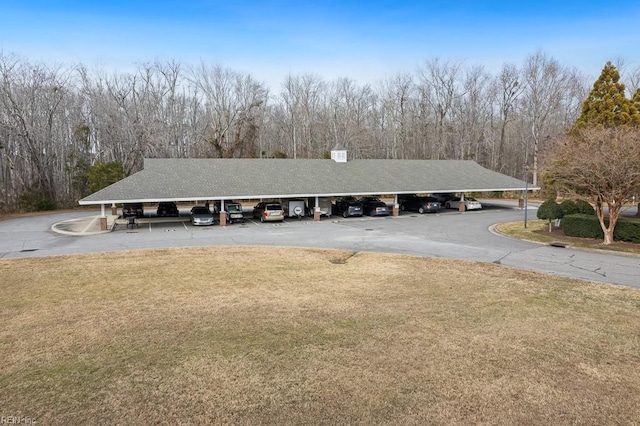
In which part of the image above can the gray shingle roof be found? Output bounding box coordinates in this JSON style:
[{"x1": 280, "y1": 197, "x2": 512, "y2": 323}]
[{"x1": 79, "y1": 158, "x2": 535, "y2": 205}]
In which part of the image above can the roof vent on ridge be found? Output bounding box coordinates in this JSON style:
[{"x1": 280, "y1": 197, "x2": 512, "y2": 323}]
[{"x1": 330, "y1": 145, "x2": 347, "y2": 163}]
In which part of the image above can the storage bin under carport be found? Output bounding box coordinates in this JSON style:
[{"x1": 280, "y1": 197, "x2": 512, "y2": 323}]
[{"x1": 283, "y1": 199, "x2": 307, "y2": 218}]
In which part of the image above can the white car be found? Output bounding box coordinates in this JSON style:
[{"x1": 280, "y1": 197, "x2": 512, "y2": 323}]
[{"x1": 444, "y1": 197, "x2": 482, "y2": 210}]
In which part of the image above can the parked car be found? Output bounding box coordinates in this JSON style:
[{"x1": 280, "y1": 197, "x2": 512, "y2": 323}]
[
  {"x1": 122, "y1": 203, "x2": 144, "y2": 218},
  {"x1": 431, "y1": 193, "x2": 456, "y2": 204},
  {"x1": 252, "y1": 202, "x2": 285, "y2": 222},
  {"x1": 332, "y1": 197, "x2": 363, "y2": 218},
  {"x1": 399, "y1": 195, "x2": 441, "y2": 213},
  {"x1": 157, "y1": 201, "x2": 179, "y2": 217},
  {"x1": 190, "y1": 205, "x2": 215, "y2": 226},
  {"x1": 225, "y1": 202, "x2": 245, "y2": 224},
  {"x1": 444, "y1": 197, "x2": 483, "y2": 210},
  {"x1": 359, "y1": 197, "x2": 390, "y2": 216}
]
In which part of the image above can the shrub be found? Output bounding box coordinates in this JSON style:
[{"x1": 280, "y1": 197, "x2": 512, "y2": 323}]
[
  {"x1": 561, "y1": 214, "x2": 603, "y2": 239},
  {"x1": 612, "y1": 218, "x2": 640, "y2": 243},
  {"x1": 562, "y1": 214, "x2": 640, "y2": 243},
  {"x1": 537, "y1": 199, "x2": 563, "y2": 231},
  {"x1": 559, "y1": 200, "x2": 579, "y2": 217},
  {"x1": 575, "y1": 199, "x2": 595, "y2": 215}
]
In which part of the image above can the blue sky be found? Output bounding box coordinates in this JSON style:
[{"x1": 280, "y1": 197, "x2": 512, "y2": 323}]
[{"x1": 1, "y1": 1, "x2": 638, "y2": 88}]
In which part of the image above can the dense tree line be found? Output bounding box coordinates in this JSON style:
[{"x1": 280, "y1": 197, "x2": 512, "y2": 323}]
[{"x1": 1, "y1": 50, "x2": 637, "y2": 212}]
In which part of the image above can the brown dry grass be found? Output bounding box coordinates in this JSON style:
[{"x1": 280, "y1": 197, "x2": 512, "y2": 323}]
[{"x1": 1, "y1": 246, "x2": 639, "y2": 425}]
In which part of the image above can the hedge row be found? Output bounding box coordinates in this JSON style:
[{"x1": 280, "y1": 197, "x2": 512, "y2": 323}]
[{"x1": 562, "y1": 214, "x2": 640, "y2": 243}]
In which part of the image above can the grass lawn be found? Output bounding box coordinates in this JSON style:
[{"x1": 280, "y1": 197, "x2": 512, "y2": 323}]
[{"x1": 1, "y1": 246, "x2": 639, "y2": 425}]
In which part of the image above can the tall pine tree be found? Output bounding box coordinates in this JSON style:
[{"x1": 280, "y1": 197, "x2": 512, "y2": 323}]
[
  {"x1": 571, "y1": 61, "x2": 640, "y2": 131},
  {"x1": 632, "y1": 88, "x2": 640, "y2": 116}
]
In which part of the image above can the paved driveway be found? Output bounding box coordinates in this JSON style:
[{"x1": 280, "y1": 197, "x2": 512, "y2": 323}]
[{"x1": 1, "y1": 203, "x2": 639, "y2": 288}]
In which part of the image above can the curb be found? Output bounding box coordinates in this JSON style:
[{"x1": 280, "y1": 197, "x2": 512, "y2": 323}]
[{"x1": 51, "y1": 215, "x2": 114, "y2": 236}]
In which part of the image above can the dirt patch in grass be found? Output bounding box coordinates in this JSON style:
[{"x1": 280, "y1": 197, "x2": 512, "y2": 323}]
[{"x1": 1, "y1": 246, "x2": 639, "y2": 425}]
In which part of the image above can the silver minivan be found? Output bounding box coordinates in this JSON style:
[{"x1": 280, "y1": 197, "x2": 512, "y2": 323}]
[{"x1": 252, "y1": 202, "x2": 285, "y2": 222}]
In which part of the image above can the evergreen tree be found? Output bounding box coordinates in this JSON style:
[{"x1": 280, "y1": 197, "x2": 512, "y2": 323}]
[
  {"x1": 633, "y1": 88, "x2": 640, "y2": 115},
  {"x1": 84, "y1": 161, "x2": 125, "y2": 194},
  {"x1": 572, "y1": 62, "x2": 640, "y2": 131}
]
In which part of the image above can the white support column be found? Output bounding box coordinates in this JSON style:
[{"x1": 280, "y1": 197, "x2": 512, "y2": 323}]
[
  {"x1": 313, "y1": 196, "x2": 320, "y2": 221},
  {"x1": 393, "y1": 194, "x2": 400, "y2": 216},
  {"x1": 219, "y1": 199, "x2": 227, "y2": 226},
  {"x1": 100, "y1": 204, "x2": 108, "y2": 231}
]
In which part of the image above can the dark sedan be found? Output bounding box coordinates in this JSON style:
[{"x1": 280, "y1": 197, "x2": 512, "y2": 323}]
[
  {"x1": 332, "y1": 197, "x2": 363, "y2": 218},
  {"x1": 359, "y1": 197, "x2": 390, "y2": 216},
  {"x1": 157, "y1": 201, "x2": 179, "y2": 217},
  {"x1": 399, "y1": 195, "x2": 441, "y2": 213}
]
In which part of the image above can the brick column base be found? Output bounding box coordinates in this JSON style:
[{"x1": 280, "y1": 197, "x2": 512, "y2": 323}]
[
  {"x1": 392, "y1": 204, "x2": 400, "y2": 216},
  {"x1": 458, "y1": 202, "x2": 466, "y2": 213},
  {"x1": 100, "y1": 217, "x2": 108, "y2": 231},
  {"x1": 219, "y1": 211, "x2": 227, "y2": 227},
  {"x1": 313, "y1": 209, "x2": 321, "y2": 221}
]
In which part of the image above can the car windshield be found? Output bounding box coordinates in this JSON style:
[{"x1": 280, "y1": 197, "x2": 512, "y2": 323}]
[
  {"x1": 227, "y1": 205, "x2": 241, "y2": 212},
  {"x1": 192, "y1": 207, "x2": 209, "y2": 214}
]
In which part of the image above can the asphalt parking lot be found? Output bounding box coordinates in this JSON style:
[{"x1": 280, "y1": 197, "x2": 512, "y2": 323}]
[{"x1": 1, "y1": 201, "x2": 639, "y2": 288}]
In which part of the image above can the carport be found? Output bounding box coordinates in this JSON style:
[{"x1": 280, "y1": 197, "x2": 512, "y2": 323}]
[{"x1": 79, "y1": 149, "x2": 538, "y2": 230}]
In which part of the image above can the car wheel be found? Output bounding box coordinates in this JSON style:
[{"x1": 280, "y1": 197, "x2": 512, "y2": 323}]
[
  {"x1": 343, "y1": 211, "x2": 348, "y2": 218},
  {"x1": 445, "y1": 202, "x2": 451, "y2": 209},
  {"x1": 418, "y1": 207, "x2": 425, "y2": 214},
  {"x1": 400, "y1": 204, "x2": 405, "y2": 211},
  {"x1": 260, "y1": 215, "x2": 265, "y2": 223}
]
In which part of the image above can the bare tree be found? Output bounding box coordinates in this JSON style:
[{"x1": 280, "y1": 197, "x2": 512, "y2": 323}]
[
  {"x1": 453, "y1": 65, "x2": 492, "y2": 163},
  {"x1": 624, "y1": 65, "x2": 640, "y2": 96},
  {"x1": 521, "y1": 51, "x2": 576, "y2": 185},
  {"x1": 280, "y1": 73, "x2": 326, "y2": 158},
  {"x1": 188, "y1": 64, "x2": 267, "y2": 158},
  {"x1": 0, "y1": 54, "x2": 75, "y2": 207},
  {"x1": 378, "y1": 73, "x2": 416, "y2": 159},
  {"x1": 490, "y1": 63, "x2": 523, "y2": 172},
  {"x1": 417, "y1": 58, "x2": 466, "y2": 159},
  {"x1": 324, "y1": 78, "x2": 377, "y2": 158}
]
